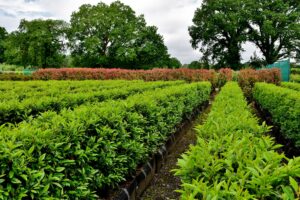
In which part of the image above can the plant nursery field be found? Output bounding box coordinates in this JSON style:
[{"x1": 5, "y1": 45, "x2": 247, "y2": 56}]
[
  {"x1": 0, "y1": 68, "x2": 300, "y2": 199},
  {"x1": 0, "y1": 80, "x2": 211, "y2": 199}
]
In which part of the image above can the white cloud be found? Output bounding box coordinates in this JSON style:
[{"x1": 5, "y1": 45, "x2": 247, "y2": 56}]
[{"x1": 0, "y1": 0, "x2": 259, "y2": 64}]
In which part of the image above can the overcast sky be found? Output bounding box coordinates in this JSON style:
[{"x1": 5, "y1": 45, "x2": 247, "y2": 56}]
[{"x1": 0, "y1": 0, "x2": 259, "y2": 64}]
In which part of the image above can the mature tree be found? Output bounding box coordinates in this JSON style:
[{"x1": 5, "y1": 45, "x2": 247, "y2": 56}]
[
  {"x1": 189, "y1": 0, "x2": 248, "y2": 70},
  {"x1": 0, "y1": 26, "x2": 8, "y2": 63},
  {"x1": 68, "y1": 1, "x2": 170, "y2": 69},
  {"x1": 4, "y1": 19, "x2": 68, "y2": 68},
  {"x1": 187, "y1": 60, "x2": 210, "y2": 69},
  {"x1": 296, "y1": 41, "x2": 300, "y2": 63},
  {"x1": 246, "y1": 0, "x2": 300, "y2": 64},
  {"x1": 248, "y1": 51, "x2": 266, "y2": 69},
  {"x1": 187, "y1": 61, "x2": 202, "y2": 69},
  {"x1": 167, "y1": 57, "x2": 182, "y2": 68}
]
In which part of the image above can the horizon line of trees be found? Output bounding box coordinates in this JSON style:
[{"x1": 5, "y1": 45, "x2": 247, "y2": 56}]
[
  {"x1": 0, "y1": 1, "x2": 182, "y2": 69},
  {"x1": 0, "y1": 0, "x2": 299, "y2": 70}
]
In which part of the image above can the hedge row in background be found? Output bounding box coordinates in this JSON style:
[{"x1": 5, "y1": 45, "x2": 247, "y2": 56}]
[
  {"x1": 281, "y1": 82, "x2": 300, "y2": 92},
  {"x1": 0, "y1": 81, "x2": 183, "y2": 125},
  {"x1": 32, "y1": 68, "x2": 233, "y2": 87},
  {"x1": 253, "y1": 83, "x2": 300, "y2": 147},
  {"x1": 174, "y1": 82, "x2": 300, "y2": 199},
  {"x1": 291, "y1": 68, "x2": 300, "y2": 75},
  {"x1": 0, "y1": 80, "x2": 140, "y2": 100},
  {"x1": 238, "y1": 68, "x2": 281, "y2": 99},
  {"x1": 0, "y1": 82, "x2": 211, "y2": 199},
  {"x1": 291, "y1": 74, "x2": 300, "y2": 83},
  {"x1": 0, "y1": 73, "x2": 33, "y2": 81},
  {"x1": 33, "y1": 68, "x2": 216, "y2": 81}
]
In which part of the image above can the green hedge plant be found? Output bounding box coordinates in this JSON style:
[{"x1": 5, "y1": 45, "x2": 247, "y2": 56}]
[{"x1": 174, "y1": 82, "x2": 300, "y2": 199}]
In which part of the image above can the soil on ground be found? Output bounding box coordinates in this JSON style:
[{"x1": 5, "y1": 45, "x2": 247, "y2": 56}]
[{"x1": 139, "y1": 94, "x2": 215, "y2": 200}]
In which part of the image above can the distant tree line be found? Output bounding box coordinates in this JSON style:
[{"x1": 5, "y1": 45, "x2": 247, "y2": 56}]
[
  {"x1": 0, "y1": 1, "x2": 181, "y2": 69},
  {"x1": 0, "y1": 0, "x2": 299, "y2": 70}
]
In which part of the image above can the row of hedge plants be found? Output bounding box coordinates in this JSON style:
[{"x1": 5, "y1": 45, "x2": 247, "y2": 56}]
[
  {"x1": 281, "y1": 82, "x2": 300, "y2": 92},
  {"x1": 0, "y1": 82, "x2": 211, "y2": 199},
  {"x1": 31, "y1": 68, "x2": 233, "y2": 88},
  {"x1": 291, "y1": 74, "x2": 300, "y2": 83},
  {"x1": 33, "y1": 68, "x2": 216, "y2": 81},
  {"x1": 291, "y1": 68, "x2": 300, "y2": 75},
  {"x1": 174, "y1": 82, "x2": 300, "y2": 199},
  {"x1": 0, "y1": 81, "x2": 183, "y2": 125},
  {"x1": 253, "y1": 83, "x2": 300, "y2": 147},
  {"x1": 237, "y1": 68, "x2": 281, "y2": 99},
  {"x1": 0, "y1": 73, "x2": 33, "y2": 81},
  {"x1": 0, "y1": 80, "x2": 142, "y2": 101}
]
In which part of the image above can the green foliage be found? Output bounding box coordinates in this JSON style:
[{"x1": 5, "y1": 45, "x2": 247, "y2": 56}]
[
  {"x1": 0, "y1": 73, "x2": 32, "y2": 81},
  {"x1": 4, "y1": 19, "x2": 68, "y2": 68},
  {"x1": 0, "y1": 80, "x2": 183, "y2": 125},
  {"x1": 187, "y1": 61, "x2": 209, "y2": 69},
  {"x1": 190, "y1": 0, "x2": 300, "y2": 67},
  {"x1": 0, "y1": 26, "x2": 7, "y2": 63},
  {"x1": 291, "y1": 74, "x2": 300, "y2": 83},
  {"x1": 167, "y1": 57, "x2": 182, "y2": 69},
  {"x1": 291, "y1": 68, "x2": 300, "y2": 75},
  {"x1": 189, "y1": 0, "x2": 248, "y2": 69},
  {"x1": 281, "y1": 82, "x2": 300, "y2": 92},
  {"x1": 246, "y1": 0, "x2": 300, "y2": 64},
  {"x1": 0, "y1": 81, "x2": 211, "y2": 199},
  {"x1": 175, "y1": 82, "x2": 300, "y2": 199},
  {"x1": 253, "y1": 83, "x2": 300, "y2": 147},
  {"x1": 68, "y1": 1, "x2": 170, "y2": 69},
  {"x1": 0, "y1": 63, "x2": 25, "y2": 71}
]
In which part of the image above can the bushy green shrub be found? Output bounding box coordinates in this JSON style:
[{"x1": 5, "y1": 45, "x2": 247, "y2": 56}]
[
  {"x1": 0, "y1": 82, "x2": 211, "y2": 199},
  {"x1": 291, "y1": 74, "x2": 300, "y2": 83},
  {"x1": 291, "y1": 68, "x2": 300, "y2": 75},
  {"x1": 281, "y1": 82, "x2": 300, "y2": 92},
  {"x1": 175, "y1": 82, "x2": 300, "y2": 199},
  {"x1": 0, "y1": 73, "x2": 32, "y2": 81},
  {"x1": 253, "y1": 83, "x2": 300, "y2": 146},
  {"x1": 0, "y1": 80, "x2": 183, "y2": 125}
]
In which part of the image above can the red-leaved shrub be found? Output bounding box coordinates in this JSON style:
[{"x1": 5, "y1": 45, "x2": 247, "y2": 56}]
[
  {"x1": 238, "y1": 68, "x2": 281, "y2": 99},
  {"x1": 217, "y1": 68, "x2": 233, "y2": 87},
  {"x1": 33, "y1": 68, "x2": 218, "y2": 85}
]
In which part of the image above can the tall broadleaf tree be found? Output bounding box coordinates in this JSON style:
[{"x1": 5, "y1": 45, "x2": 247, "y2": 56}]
[
  {"x1": 0, "y1": 26, "x2": 7, "y2": 63},
  {"x1": 189, "y1": 0, "x2": 248, "y2": 69},
  {"x1": 246, "y1": 0, "x2": 300, "y2": 64},
  {"x1": 4, "y1": 19, "x2": 68, "y2": 68},
  {"x1": 68, "y1": 1, "x2": 170, "y2": 69}
]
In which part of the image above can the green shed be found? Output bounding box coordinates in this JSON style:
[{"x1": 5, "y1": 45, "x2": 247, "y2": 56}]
[{"x1": 266, "y1": 59, "x2": 290, "y2": 82}]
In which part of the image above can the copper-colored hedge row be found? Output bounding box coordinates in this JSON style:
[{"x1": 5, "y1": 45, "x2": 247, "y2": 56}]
[
  {"x1": 238, "y1": 68, "x2": 281, "y2": 99},
  {"x1": 33, "y1": 68, "x2": 216, "y2": 82}
]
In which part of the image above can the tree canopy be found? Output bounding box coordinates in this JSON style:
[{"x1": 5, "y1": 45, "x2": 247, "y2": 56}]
[
  {"x1": 4, "y1": 19, "x2": 68, "y2": 68},
  {"x1": 68, "y1": 1, "x2": 170, "y2": 69},
  {"x1": 246, "y1": 0, "x2": 300, "y2": 64},
  {"x1": 0, "y1": 26, "x2": 7, "y2": 63},
  {"x1": 190, "y1": 0, "x2": 300, "y2": 68},
  {"x1": 189, "y1": 0, "x2": 248, "y2": 70},
  {"x1": 167, "y1": 57, "x2": 182, "y2": 68}
]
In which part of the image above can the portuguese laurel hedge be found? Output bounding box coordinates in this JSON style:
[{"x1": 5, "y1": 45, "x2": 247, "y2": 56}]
[
  {"x1": 281, "y1": 82, "x2": 300, "y2": 92},
  {"x1": 253, "y1": 83, "x2": 300, "y2": 147},
  {"x1": 0, "y1": 81, "x2": 182, "y2": 125},
  {"x1": 0, "y1": 82, "x2": 211, "y2": 199},
  {"x1": 291, "y1": 74, "x2": 300, "y2": 83},
  {"x1": 174, "y1": 82, "x2": 300, "y2": 199},
  {"x1": 291, "y1": 68, "x2": 300, "y2": 75}
]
